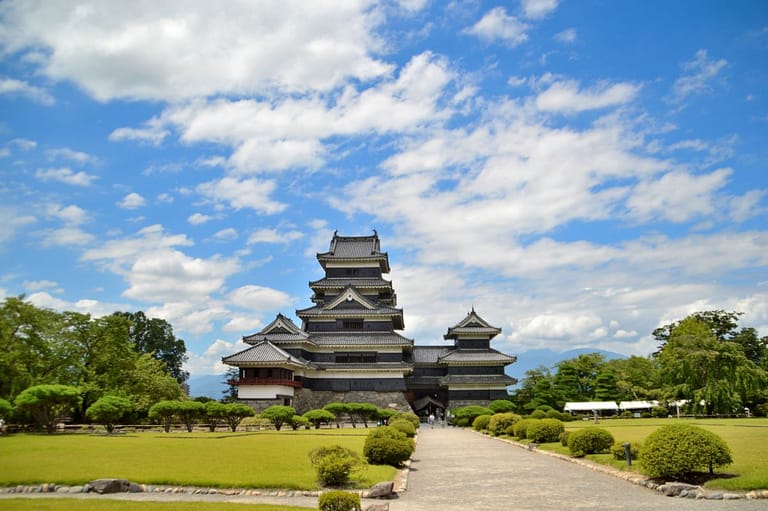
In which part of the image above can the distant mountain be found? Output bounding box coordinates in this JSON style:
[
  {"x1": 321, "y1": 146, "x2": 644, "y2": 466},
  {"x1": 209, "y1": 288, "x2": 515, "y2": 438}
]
[
  {"x1": 187, "y1": 373, "x2": 228, "y2": 399},
  {"x1": 506, "y1": 348, "x2": 627, "y2": 387}
]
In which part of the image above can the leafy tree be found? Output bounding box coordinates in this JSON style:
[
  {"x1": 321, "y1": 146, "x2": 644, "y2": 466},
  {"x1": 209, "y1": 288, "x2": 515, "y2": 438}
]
[
  {"x1": 304, "y1": 408, "x2": 336, "y2": 429},
  {"x1": 114, "y1": 311, "x2": 189, "y2": 383},
  {"x1": 14, "y1": 384, "x2": 82, "y2": 433},
  {"x1": 0, "y1": 398, "x2": 11, "y2": 419},
  {"x1": 204, "y1": 401, "x2": 228, "y2": 431},
  {"x1": 346, "y1": 402, "x2": 378, "y2": 428},
  {"x1": 123, "y1": 354, "x2": 185, "y2": 416},
  {"x1": 260, "y1": 405, "x2": 295, "y2": 431},
  {"x1": 512, "y1": 366, "x2": 558, "y2": 412},
  {"x1": 222, "y1": 367, "x2": 239, "y2": 403},
  {"x1": 323, "y1": 402, "x2": 349, "y2": 428},
  {"x1": 594, "y1": 371, "x2": 619, "y2": 401},
  {"x1": 289, "y1": 414, "x2": 310, "y2": 430},
  {"x1": 176, "y1": 400, "x2": 205, "y2": 432},
  {"x1": 149, "y1": 400, "x2": 180, "y2": 432},
  {"x1": 85, "y1": 395, "x2": 133, "y2": 433},
  {"x1": 0, "y1": 296, "x2": 64, "y2": 398},
  {"x1": 553, "y1": 353, "x2": 606, "y2": 403},
  {"x1": 605, "y1": 356, "x2": 661, "y2": 401},
  {"x1": 223, "y1": 403, "x2": 254, "y2": 432},
  {"x1": 375, "y1": 408, "x2": 397, "y2": 425},
  {"x1": 657, "y1": 316, "x2": 767, "y2": 414}
]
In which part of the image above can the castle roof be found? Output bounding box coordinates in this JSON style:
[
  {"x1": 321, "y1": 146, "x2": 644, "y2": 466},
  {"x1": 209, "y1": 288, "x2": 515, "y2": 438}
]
[
  {"x1": 222, "y1": 340, "x2": 310, "y2": 367},
  {"x1": 242, "y1": 313, "x2": 311, "y2": 345},
  {"x1": 316, "y1": 231, "x2": 390, "y2": 272},
  {"x1": 444, "y1": 308, "x2": 502, "y2": 340}
]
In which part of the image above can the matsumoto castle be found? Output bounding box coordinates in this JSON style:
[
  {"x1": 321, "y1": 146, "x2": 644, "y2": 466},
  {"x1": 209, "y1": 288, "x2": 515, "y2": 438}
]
[{"x1": 222, "y1": 231, "x2": 517, "y2": 416}]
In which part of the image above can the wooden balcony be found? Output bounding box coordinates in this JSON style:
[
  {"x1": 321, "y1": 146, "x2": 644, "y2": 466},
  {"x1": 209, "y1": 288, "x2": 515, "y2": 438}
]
[{"x1": 227, "y1": 377, "x2": 303, "y2": 388}]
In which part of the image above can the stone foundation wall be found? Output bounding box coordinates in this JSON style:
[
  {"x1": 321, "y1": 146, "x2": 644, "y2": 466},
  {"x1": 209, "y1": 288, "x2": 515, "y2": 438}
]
[
  {"x1": 238, "y1": 398, "x2": 284, "y2": 413},
  {"x1": 292, "y1": 389, "x2": 412, "y2": 414}
]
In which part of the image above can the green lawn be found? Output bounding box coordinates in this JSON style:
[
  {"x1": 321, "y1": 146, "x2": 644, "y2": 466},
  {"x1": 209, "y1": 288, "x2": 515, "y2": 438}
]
[
  {"x1": 0, "y1": 499, "x2": 311, "y2": 511},
  {"x1": 539, "y1": 417, "x2": 768, "y2": 491},
  {"x1": 0, "y1": 429, "x2": 396, "y2": 490}
]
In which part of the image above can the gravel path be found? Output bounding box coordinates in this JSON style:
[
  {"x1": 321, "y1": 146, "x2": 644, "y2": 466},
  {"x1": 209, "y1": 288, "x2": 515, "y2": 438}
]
[{"x1": 388, "y1": 426, "x2": 766, "y2": 511}]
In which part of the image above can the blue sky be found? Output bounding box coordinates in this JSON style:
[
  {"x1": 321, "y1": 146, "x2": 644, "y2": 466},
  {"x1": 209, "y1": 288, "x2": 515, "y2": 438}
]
[{"x1": 1, "y1": 0, "x2": 766, "y2": 378}]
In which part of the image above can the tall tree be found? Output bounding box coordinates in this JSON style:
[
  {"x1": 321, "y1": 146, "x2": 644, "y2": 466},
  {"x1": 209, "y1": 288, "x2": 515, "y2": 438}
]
[
  {"x1": 114, "y1": 311, "x2": 189, "y2": 384},
  {"x1": 605, "y1": 355, "x2": 661, "y2": 401},
  {"x1": 657, "y1": 316, "x2": 767, "y2": 414}
]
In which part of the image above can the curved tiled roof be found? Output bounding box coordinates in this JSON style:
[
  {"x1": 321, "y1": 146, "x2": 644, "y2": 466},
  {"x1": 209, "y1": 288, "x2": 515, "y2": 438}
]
[
  {"x1": 309, "y1": 277, "x2": 393, "y2": 289},
  {"x1": 222, "y1": 341, "x2": 310, "y2": 367},
  {"x1": 310, "y1": 332, "x2": 413, "y2": 347}
]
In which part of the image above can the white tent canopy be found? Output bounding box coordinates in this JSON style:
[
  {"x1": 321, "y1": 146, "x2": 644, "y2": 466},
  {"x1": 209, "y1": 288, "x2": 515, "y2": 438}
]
[
  {"x1": 564, "y1": 401, "x2": 619, "y2": 412},
  {"x1": 619, "y1": 400, "x2": 658, "y2": 410}
]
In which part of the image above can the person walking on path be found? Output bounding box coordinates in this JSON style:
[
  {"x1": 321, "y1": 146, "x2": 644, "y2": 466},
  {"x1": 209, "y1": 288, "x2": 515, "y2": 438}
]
[{"x1": 390, "y1": 426, "x2": 765, "y2": 511}]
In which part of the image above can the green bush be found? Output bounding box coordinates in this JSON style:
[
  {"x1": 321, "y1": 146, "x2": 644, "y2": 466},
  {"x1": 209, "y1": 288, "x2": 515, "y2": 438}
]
[
  {"x1": 304, "y1": 409, "x2": 336, "y2": 429},
  {"x1": 651, "y1": 406, "x2": 668, "y2": 418},
  {"x1": 611, "y1": 442, "x2": 640, "y2": 461},
  {"x1": 389, "y1": 419, "x2": 416, "y2": 437},
  {"x1": 452, "y1": 405, "x2": 493, "y2": 426},
  {"x1": 363, "y1": 426, "x2": 414, "y2": 466},
  {"x1": 487, "y1": 413, "x2": 520, "y2": 436},
  {"x1": 85, "y1": 395, "x2": 133, "y2": 433},
  {"x1": 512, "y1": 418, "x2": 535, "y2": 439},
  {"x1": 567, "y1": 427, "x2": 615, "y2": 457},
  {"x1": 392, "y1": 411, "x2": 420, "y2": 429},
  {"x1": 309, "y1": 445, "x2": 362, "y2": 486},
  {"x1": 472, "y1": 414, "x2": 491, "y2": 431},
  {"x1": 488, "y1": 399, "x2": 516, "y2": 413},
  {"x1": 260, "y1": 405, "x2": 296, "y2": 431},
  {"x1": 289, "y1": 415, "x2": 310, "y2": 430},
  {"x1": 529, "y1": 410, "x2": 547, "y2": 419},
  {"x1": 559, "y1": 430, "x2": 571, "y2": 447},
  {"x1": 639, "y1": 424, "x2": 733, "y2": 479},
  {"x1": 620, "y1": 411, "x2": 634, "y2": 419},
  {"x1": 318, "y1": 490, "x2": 362, "y2": 511},
  {"x1": 526, "y1": 418, "x2": 564, "y2": 443}
]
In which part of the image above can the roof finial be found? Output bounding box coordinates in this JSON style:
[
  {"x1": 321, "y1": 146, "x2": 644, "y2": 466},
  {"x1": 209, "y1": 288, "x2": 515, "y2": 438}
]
[{"x1": 373, "y1": 228, "x2": 377, "y2": 236}]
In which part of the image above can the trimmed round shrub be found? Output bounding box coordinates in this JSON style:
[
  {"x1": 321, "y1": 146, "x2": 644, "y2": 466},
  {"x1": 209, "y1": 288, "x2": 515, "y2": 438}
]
[
  {"x1": 512, "y1": 418, "x2": 535, "y2": 439},
  {"x1": 392, "y1": 411, "x2": 420, "y2": 429},
  {"x1": 529, "y1": 409, "x2": 547, "y2": 419},
  {"x1": 559, "y1": 430, "x2": 571, "y2": 447},
  {"x1": 620, "y1": 411, "x2": 634, "y2": 419},
  {"x1": 487, "y1": 413, "x2": 520, "y2": 436},
  {"x1": 567, "y1": 427, "x2": 615, "y2": 457},
  {"x1": 611, "y1": 442, "x2": 640, "y2": 461},
  {"x1": 318, "y1": 490, "x2": 362, "y2": 511},
  {"x1": 472, "y1": 414, "x2": 492, "y2": 432},
  {"x1": 651, "y1": 406, "x2": 668, "y2": 418},
  {"x1": 452, "y1": 405, "x2": 494, "y2": 426},
  {"x1": 488, "y1": 399, "x2": 516, "y2": 413},
  {"x1": 639, "y1": 424, "x2": 732, "y2": 479},
  {"x1": 389, "y1": 418, "x2": 416, "y2": 437},
  {"x1": 526, "y1": 418, "x2": 564, "y2": 443},
  {"x1": 363, "y1": 426, "x2": 414, "y2": 466},
  {"x1": 309, "y1": 445, "x2": 362, "y2": 486}
]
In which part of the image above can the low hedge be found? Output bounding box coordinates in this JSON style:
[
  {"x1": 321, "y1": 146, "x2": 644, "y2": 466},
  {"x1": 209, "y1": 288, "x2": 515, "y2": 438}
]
[
  {"x1": 567, "y1": 427, "x2": 614, "y2": 457},
  {"x1": 363, "y1": 426, "x2": 414, "y2": 467},
  {"x1": 318, "y1": 490, "x2": 362, "y2": 511},
  {"x1": 487, "y1": 413, "x2": 521, "y2": 436},
  {"x1": 472, "y1": 414, "x2": 492, "y2": 432}
]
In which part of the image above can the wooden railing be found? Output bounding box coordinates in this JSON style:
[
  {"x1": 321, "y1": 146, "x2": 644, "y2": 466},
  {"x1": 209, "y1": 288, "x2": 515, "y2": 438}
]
[{"x1": 227, "y1": 377, "x2": 302, "y2": 388}]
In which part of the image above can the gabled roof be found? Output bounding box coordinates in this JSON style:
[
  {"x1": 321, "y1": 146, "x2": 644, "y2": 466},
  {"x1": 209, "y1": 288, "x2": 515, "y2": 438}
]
[
  {"x1": 316, "y1": 231, "x2": 390, "y2": 272},
  {"x1": 438, "y1": 348, "x2": 516, "y2": 365},
  {"x1": 310, "y1": 332, "x2": 413, "y2": 347},
  {"x1": 242, "y1": 313, "x2": 311, "y2": 345},
  {"x1": 222, "y1": 341, "x2": 310, "y2": 367},
  {"x1": 444, "y1": 308, "x2": 502, "y2": 340},
  {"x1": 309, "y1": 277, "x2": 393, "y2": 289},
  {"x1": 324, "y1": 286, "x2": 378, "y2": 310}
]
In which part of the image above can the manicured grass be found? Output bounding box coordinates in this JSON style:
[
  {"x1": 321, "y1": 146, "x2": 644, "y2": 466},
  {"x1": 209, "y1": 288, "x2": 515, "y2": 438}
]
[
  {"x1": 0, "y1": 499, "x2": 311, "y2": 511},
  {"x1": 0, "y1": 429, "x2": 397, "y2": 490},
  {"x1": 539, "y1": 418, "x2": 768, "y2": 491}
]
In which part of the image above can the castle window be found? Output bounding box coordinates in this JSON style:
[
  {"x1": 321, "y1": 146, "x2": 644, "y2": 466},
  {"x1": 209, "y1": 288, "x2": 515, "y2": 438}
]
[{"x1": 342, "y1": 319, "x2": 363, "y2": 330}]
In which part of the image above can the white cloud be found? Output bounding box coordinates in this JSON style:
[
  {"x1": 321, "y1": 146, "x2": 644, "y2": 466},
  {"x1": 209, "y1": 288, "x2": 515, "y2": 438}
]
[
  {"x1": 37, "y1": 226, "x2": 94, "y2": 247},
  {"x1": 26, "y1": 291, "x2": 128, "y2": 317},
  {"x1": 35, "y1": 167, "x2": 96, "y2": 186},
  {"x1": 0, "y1": 77, "x2": 54, "y2": 105},
  {"x1": 625, "y1": 168, "x2": 731, "y2": 223},
  {"x1": 47, "y1": 204, "x2": 89, "y2": 225},
  {"x1": 212, "y1": 228, "x2": 238, "y2": 242},
  {"x1": 109, "y1": 123, "x2": 169, "y2": 145},
  {"x1": 0, "y1": 1, "x2": 391, "y2": 101},
  {"x1": 45, "y1": 147, "x2": 97, "y2": 164},
  {"x1": 247, "y1": 228, "x2": 304, "y2": 245},
  {"x1": 729, "y1": 189, "x2": 767, "y2": 223},
  {"x1": 82, "y1": 224, "x2": 193, "y2": 268},
  {"x1": 554, "y1": 28, "x2": 576, "y2": 43},
  {"x1": 185, "y1": 339, "x2": 239, "y2": 375},
  {"x1": 197, "y1": 177, "x2": 286, "y2": 214},
  {"x1": 117, "y1": 192, "x2": 146, "y2": 209},
  {"x1": 535, "y1": 80, "x2": 641, "y2": 113},
  {"x1": 0, "y1": 207, "x2": 37, "y2": 244},
  {"x1": 464, "y1": 7, "x2": 529, "y2": 47},
  {"x1": 228, "y1": 285, "x2": 293, "y2": 311},
  {"x1": 521, "y1": 0, "x2": 559, "y2": 19},
  {"x1": 23, "y1": 280, "x2": 59, "y2": 291},
  {"x1": 671, "y1": 49, "x2": 727, "y2": 104},
  {"x1": 187, "y1": 213, "x2": 211, "y2": 225}
]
